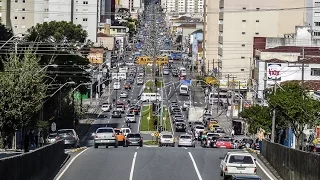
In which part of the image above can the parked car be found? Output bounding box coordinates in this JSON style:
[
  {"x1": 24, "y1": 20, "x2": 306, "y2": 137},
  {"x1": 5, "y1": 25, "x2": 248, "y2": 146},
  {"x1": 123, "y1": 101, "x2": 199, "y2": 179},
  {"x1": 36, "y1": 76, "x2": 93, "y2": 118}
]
[
  {"x1": 46, "y1": 133, "x2": 58, "y2": 144},
  {"x1": 93, "y1": 127, "x2": 118, "y2": 148},
  {"x1": 57, "y1": 129, "x2": 80, "y2": 148},
  {"x1": 124, "y1": 133, "x2": 143, "y2": 147}
]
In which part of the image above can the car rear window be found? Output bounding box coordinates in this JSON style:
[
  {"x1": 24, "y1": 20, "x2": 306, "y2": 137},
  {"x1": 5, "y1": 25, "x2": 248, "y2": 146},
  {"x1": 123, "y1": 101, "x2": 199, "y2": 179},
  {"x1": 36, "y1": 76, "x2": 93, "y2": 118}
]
[
  {"x1": 127, "y1": 114, "x2": 134, "y2": 117},
  {"x1": 58, "y1": 130, "x2": 73, "y2": 135},
  {"x1": 218, "y1": 138, "x2": 231, "y2": 142},
  {"x1": 97, "y1": 128, "x2": 113, "y2": 133},
  {"x1": 196, "y1": 126, "x2": 204, "y2": 129},
  {"x1": 180, "y1": 135, "x2": 192, "y2": 139},
  {"x1": 228, "y1": 155, "x2": 254, "y2": 164},
  {"x1": 162, "y1": 135, "x2": 173, "y2": 138},
  {"x1": 127, "y1": 134, "x2": 141, "y2": 138}
]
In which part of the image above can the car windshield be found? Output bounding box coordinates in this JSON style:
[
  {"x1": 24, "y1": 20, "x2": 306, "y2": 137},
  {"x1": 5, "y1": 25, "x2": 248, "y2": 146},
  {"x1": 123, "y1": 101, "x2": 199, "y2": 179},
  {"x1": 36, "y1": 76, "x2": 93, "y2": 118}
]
[
  {"x1": 117, "y1": 106, "x2": 123, "y2": 108},
  {"x1": 180, "y1": 135, "x2": 192, "y2": 139},
  {"x1": 58, "y1": 130, "x2": 73, "y2": 135},
  {"x1": 218, "y1": 138, "x2": 231, "y2": 142},
  {"x1": 162, "y1": 135, "x2": 173, "y2": 138},
  {"x1": 228, "y1": 155, "x2": 254, "y2": 164},
  {"x1": 97, "y1": 128, "x2": 113, "y2": 133},
  {"x1": 181, "y1": 87, "x2": 188, "y2": 91},
  {"x1": 127, "y1": 134, "x2": 141, "y2": 138},
  {"x1": 127, "y1": 114, "x2": 134, "y2": 117},
  {"x1": 196, "y1": 126, "x2": 204, "y2": 129}
]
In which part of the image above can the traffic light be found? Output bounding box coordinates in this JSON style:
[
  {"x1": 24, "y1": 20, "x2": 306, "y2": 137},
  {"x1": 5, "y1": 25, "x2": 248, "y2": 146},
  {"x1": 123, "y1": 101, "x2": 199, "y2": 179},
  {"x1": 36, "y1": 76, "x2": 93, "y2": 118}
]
[{"x1": 152, "y1": 103, "x2": 156, "y2": 112}]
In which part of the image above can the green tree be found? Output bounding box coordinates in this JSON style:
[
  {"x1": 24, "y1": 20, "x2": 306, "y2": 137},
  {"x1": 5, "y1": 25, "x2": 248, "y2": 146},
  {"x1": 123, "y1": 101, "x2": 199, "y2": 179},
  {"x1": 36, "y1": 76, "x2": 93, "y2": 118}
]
[
  {"x1": 0, "y1": 53, "x2": 47, "y2": 142},
  {"x1": 267, "y1": 82, "x2": 320, "y2": 146},
  {"x1": 0, "y1": 23, "x2": 13, "y2": 70},
  {"x1": 239, "y1": 105, "x2": 272, "y2": 134}
]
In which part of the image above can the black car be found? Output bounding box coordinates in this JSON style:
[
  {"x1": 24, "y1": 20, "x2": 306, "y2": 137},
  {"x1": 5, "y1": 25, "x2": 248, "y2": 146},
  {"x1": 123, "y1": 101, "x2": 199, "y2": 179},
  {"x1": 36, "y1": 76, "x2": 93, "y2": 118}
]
[
  {"x1": 112, "y1": 111, "x2": 122, "y2": 118},
  {"x1": 124, "y1": 133, "x2": 143, "y2": 147},
  {"x1": 175, "y1": 122, "x2": 186, "y2": 132}
]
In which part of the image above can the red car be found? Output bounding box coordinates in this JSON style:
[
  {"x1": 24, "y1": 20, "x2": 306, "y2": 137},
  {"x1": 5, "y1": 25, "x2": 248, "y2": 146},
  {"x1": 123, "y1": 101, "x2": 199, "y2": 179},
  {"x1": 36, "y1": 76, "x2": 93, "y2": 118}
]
[
  {"x1": 179, "y1": 76, "x2": 186, "y2": 80},
  {"x1": 215, "y1": 138, "x2": 233, "y2": 149}
]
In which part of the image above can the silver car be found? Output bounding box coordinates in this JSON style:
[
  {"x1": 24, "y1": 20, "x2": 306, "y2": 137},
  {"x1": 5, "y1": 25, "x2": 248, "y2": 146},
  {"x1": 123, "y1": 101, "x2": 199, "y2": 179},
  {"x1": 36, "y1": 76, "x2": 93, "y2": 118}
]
[
  {"x1": 120, "y1": 91, "x2": 128, "y2": 98},
  {"x1": 57, "y1": 129, "x2": 80, "y2": 148},
  {"x1": 93, "y1": 127, "x2": 118, "y2": 148},
  {"x1": 137, "y1": 78, "x2": 144, "y2": 85},
  {"x1": 178, "y1": 134, "x2": 195, "y2": 147}
]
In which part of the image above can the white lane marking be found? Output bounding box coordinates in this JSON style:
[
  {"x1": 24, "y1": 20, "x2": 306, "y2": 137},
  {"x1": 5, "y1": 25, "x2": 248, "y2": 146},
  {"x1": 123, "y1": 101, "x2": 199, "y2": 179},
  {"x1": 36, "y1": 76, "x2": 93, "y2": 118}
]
[
  {"x1": 55, "y1": 148, "x2": 89, "y2": 180},
  {"x1": 256, "y1": 161, "x2": 275, "y2": 180},
  {"x1": 188, "y1": 152, "x2": 203, "y2": 180},
  {"x1": 184, "y1": 147, "x2": 187, "y2": 150},
  {"x1": 64, "y1": 150, "x2": 72, "y2": 154},
  {"x1": 129, "y1": 152, "x2": 137, "y2": 180},
  {"x1": 136, "y1": 147, "x2": 139, "y2": 149},
  {"x1": 108, "y1": 120, "x2": 110, "y2": 123},
  {"x1": 122, "y1": 125, "x2": 124, "y2": 127}
]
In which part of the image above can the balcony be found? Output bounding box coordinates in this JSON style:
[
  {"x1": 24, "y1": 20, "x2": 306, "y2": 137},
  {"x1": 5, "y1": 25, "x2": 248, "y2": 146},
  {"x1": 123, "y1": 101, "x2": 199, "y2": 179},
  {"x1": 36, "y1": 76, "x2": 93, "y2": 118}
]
[
  {"x1": 218, "y1": 47, "x2": 223, "y2": 56},
  {"x1": 219, "y1": 12, "x2": 223, "y2": 20},
  {"x1": 219, "y1": 24, "x2": 223, "y2": 32},
  {"x1": 219, "y1": 0, "x2": 224, "y2": 8}
]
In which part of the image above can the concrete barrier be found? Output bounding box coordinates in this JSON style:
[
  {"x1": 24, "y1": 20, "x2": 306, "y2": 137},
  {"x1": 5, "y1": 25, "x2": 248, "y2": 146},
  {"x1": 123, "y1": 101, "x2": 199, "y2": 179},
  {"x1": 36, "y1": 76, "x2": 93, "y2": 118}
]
[
  {"x1": 0, "y1": 140, "x2": 68, "y2": 180},
  {"x1": 262, "y1": 140, "x2": 320, "y2": 180}
]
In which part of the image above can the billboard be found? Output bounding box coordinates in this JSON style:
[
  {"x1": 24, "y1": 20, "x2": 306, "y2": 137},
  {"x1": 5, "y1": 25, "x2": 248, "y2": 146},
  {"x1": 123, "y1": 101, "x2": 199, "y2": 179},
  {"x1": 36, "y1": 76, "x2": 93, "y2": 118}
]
[{"x1": 267, "y1": 63, "x2": 281, "y2": 81}]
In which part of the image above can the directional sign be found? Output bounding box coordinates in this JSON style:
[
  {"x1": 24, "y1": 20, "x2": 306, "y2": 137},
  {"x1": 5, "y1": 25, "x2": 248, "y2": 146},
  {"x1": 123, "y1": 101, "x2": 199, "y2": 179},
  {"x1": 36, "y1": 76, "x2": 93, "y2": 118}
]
[
  {"x1": 180, "y1": 80, "x2": 191, "y2": 85},
  {"x1": 151, "y1": 133, "x2": 154, "y2": 137}
]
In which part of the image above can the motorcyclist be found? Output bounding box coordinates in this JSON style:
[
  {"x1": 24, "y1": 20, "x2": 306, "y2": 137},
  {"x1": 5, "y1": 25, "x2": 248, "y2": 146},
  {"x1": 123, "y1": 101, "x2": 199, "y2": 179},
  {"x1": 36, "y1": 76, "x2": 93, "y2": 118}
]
[{"x1": 201, "y1": 131, "x2": 208, "y2": 147}]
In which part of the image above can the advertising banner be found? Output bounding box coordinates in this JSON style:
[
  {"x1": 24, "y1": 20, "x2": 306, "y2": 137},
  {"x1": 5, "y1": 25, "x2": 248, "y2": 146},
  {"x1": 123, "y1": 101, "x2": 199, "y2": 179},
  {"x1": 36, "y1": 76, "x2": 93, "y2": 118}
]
[{"x1": 267, "y1": 63, "x2": 281, "y2": 81}]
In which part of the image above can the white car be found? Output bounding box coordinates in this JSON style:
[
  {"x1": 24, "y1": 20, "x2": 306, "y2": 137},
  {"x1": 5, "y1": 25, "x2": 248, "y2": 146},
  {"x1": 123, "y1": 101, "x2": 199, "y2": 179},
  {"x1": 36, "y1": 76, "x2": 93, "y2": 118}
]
[
  {"x1": 120, "y1": 91, "x2": 128, "y2": 98},
  {"x1": 178, "y1": 134, "x2": 195, "y2": 147},
  {"x1": 125, "y1": 113, "x2": 136, "y2": 123},
  {"x1": 121, "y1": 128, "x2": 131, "y2": 136},
  {"x1": 220, "y1": 152, "x2": 257, "y2": 179},
  {"x1": 137, "y1": 78, "x2": 144, "y2": 85},
  {"x1": 114, "y1": 82, "x2": 121, "y2": 90},
  {"x1": 101, "y1": 103, "x2": 111, "y2": 112},
  {"x1": 194, "y1": 125, "x2": 205, "y2": 134},
  {"x1": 182, "y1": 101, "x2": 190, "y2": 111},
  {"x1": 93, "y1": 127, "x2": 118, "y2": 148},
  {"x1": 159, "y1": 134, "x2": 175, "y2": 147}
]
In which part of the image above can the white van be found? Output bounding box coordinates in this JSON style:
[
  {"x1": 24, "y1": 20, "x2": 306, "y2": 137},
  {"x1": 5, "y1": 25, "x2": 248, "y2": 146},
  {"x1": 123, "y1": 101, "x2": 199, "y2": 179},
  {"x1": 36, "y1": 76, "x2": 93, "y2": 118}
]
[
  {"x1": 179, "y1": 85, "x2": 189, "y2": 96},
  {"x1": 140, "y1": 93, "x2": 162, "y2": 102},
  {"x1": 180, "y1": 67, "x2": 187, "y2": 76},
  {"x1": 113, "y1": 81, "x2": 121, "y2": 90}
]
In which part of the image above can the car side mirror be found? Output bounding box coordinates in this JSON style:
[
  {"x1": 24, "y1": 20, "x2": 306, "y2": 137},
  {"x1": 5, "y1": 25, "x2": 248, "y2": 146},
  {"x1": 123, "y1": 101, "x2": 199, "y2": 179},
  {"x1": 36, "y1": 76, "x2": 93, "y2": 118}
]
[
  {"x1": 219, "y1": 157, "x2": 224, "y2": 159},
  {"x1": 92, "y1": 133, "x2": 96, "y2": 137}
]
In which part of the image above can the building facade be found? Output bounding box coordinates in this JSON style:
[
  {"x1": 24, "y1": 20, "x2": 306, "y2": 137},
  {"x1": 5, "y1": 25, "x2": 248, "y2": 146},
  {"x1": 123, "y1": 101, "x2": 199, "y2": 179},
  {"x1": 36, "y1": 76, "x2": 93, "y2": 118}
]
[
  {"x1": 1, "y1": 0, "x2": 98, "y2": 42},
  {"x1": 204, "y1": 0, "x2": 306, "y2": 83},
  {"x1": 162, "y1": 0, "x2": 203, "y2": 14},
  {"x1": 306, "y1": 0, "x2": 320, "y2": 38}
]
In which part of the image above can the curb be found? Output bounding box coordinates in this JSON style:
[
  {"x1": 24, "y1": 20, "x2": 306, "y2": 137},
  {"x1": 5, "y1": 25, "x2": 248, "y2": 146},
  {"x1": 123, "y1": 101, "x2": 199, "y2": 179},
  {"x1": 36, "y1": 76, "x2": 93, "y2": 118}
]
[
  {"x1": 71, "y1": 146, "x2": 87, "y2": 153},
  {"x1": 245, "y1": 148, "x2": 260, "y2": 155}
]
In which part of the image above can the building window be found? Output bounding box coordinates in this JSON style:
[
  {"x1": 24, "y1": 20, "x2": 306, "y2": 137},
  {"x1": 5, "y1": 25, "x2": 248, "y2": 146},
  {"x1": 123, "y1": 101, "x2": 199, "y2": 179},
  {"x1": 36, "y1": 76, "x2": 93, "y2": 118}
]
[
  {"x1": 255, "y1": 32, "x2": 259, "y2": 35},
  {"x1": 315, "y1": 22, "x2": 320, "y2": 26},
  {"x1": 241, "y1": 69, "x2": 244, "y2": 71},
  {"x1": 44, "y1": 8, "x2": 49, "y2": 12},
  {"x1": 22, "y1": 0, "x2": 25, "y2": 2},
  {"x1": 15, "y1": 0, "x2": 18, "y2": 2},
  {"x1": 22, "y1": 17, "x2": 25, "y2": 20},
  {"x1": 83, "y1": 18, "x2": 88, "y2": 21},
  {"x1": 14, "y1": 25, "x2": 18, "y2": 28},
  {"x1": 311, "y1": 68, "x2": 320, "y2": 76},
  {"x1": 314, "y1": 32, "x2": 320, "y2": 36},
  {"x1": 241, "y1": 44, "x2": 245, "y2": 47},
  {"x1": 15, "y1": 16, "x2": 17, "y2": 19},
  {"x1": 241, "y1": 57, "x2": 245, "y2": 59},
  {"x1": 242, "y1": 7, "x2": 246, "y2": 10},
  {"x1": 242, "y1": 20, "x2": 246, "y2": 22},
  {"x1": 117, "y1": 29, "x2": 121, "y2": 33},
  {"x1": 242, "y1": 32, "x2": 245, "y2": 35},
  {"x1": 83, "y1": 1, "x2": 88, "y2": 4},
  {"x1": 22, "y1": 8, "x2": 25, "y2": 11},
  {"x1": 315, "y1": 2, "x2": 320, "y2": 7},
  {"x1": 315, "y1": 12, "x2": 320, "y2": 16},
  {"x1": 256, "y1": 20, "x2": 260, "y2": 22},
  {"x1": 256, "y1": 8, "x2": 260, "y2": 10}
]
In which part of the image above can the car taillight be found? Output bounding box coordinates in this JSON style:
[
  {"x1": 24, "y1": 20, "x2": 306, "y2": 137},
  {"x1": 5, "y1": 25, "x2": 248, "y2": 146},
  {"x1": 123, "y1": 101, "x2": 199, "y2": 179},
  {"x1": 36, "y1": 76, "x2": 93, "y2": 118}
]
[
  {"x1": 224, "y1": 167, "x2": 227, "y2": 172},
  {"x1": 254, "y1": 167, "x2": 257, "y2": 173},
  {"x1": 55, "y1": 136, "x2": 59, "y2": 140}
]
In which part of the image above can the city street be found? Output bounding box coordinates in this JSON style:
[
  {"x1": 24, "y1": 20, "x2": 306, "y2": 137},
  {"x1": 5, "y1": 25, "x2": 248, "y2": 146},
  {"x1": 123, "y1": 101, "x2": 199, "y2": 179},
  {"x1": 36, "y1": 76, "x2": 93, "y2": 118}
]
[{"x1": 55, "y1": 146, "x2": 274, "y2": 180}]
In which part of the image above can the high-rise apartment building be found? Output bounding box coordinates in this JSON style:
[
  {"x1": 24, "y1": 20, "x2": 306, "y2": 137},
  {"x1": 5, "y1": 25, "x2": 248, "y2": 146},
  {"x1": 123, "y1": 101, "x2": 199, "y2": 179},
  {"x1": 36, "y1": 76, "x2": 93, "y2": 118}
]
[
  {"x1": 203, "y1": 0, "x2": 306, "y2": 82},
  {"x1": 1, "y1": 0, "x2": 98, "y2": 42},
  {"x1": 162, "y1": 0, "x2": 203, "y2": 14},
  {"x1": 306, "y1": 0, "x2": 320, "y2": 38},
  {"x1": 118, "y1": 0, "x2": 142, "y2": 15}
]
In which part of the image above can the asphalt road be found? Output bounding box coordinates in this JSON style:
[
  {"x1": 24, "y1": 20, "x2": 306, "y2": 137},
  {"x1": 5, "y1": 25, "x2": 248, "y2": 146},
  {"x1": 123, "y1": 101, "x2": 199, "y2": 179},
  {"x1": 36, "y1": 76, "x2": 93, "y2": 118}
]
[
  {"x1": 55, "y1": 146, "x2": 273, "y2": 180},
  {"x1": 81, "y1": 72, "x2": 143, "y2": 147}
]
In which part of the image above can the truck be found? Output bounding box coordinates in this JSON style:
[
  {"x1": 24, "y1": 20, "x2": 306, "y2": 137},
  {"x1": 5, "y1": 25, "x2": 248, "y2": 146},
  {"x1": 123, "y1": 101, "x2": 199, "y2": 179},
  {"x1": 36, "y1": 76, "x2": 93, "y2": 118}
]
[{"x1": 188, "y1": 106, "x2": 205, "y2": 125}]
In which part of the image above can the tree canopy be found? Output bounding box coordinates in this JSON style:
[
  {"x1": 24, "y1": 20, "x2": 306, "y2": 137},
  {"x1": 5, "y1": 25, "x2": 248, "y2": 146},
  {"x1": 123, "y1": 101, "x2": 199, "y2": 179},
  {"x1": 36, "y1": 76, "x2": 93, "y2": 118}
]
[
  {"x1": 0, "y1": 23, "x2": 13, "y2": 41},
  {"x1": 240, "y1": 82, "x2": 320, "y2": 145},
  {"x1": 25, "y1": 21, "x2": 87, "y2": 43},
  {"x1": 0, "y1": 53, "x2": 47, "y2": 137}
]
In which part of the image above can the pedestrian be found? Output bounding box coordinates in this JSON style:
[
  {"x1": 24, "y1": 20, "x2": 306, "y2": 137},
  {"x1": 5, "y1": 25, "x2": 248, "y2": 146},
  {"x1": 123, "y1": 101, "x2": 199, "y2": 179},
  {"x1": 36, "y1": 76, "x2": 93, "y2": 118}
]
[
  {"x1": 231, "y1": 129, "x2": 235, "y2": 137},
  {"x1": 23, "y1": 133, "x2": 30, "y2": 153},
  {"x1": 38, "y1": 131, "x2": 44, "y2": 147}
]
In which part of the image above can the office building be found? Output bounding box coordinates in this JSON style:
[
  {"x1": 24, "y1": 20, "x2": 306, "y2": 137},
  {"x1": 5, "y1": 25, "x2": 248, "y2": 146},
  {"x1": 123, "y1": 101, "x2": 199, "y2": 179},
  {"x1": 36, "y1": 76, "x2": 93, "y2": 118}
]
[{"x1": 162, "y1": 0, "x2": 203, "y2": 14}]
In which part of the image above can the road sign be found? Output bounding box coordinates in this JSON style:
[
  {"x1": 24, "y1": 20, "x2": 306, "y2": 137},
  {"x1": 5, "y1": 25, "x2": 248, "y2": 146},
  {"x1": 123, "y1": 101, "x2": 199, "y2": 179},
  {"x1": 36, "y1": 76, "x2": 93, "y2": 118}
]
[
  {"x1": 154, "y1": 132, "x2": 159, "y2": 137},
  {"x1": 151, "y1": 133, "x2": 154, "y2": 136},
  {"x1": 51, "y1": 122, "x2": 56, "y2": 132},
  {"x1": 180, "y1": 80, "x2": 191, "y2": 85}
]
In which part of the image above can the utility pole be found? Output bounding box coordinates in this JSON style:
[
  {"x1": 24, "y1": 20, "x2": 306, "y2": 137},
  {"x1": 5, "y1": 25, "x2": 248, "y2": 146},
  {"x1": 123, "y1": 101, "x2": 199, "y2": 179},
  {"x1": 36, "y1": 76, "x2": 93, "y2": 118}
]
[
  {"x1": 225, "y1": 74, "x2": 237, "y2": 120},
  {"x1": 271, "y1": 82, "x2": 277, "y2": 143},
  {"x1": 301, "y1": 47, "x2": 305, "y2": 89}
]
